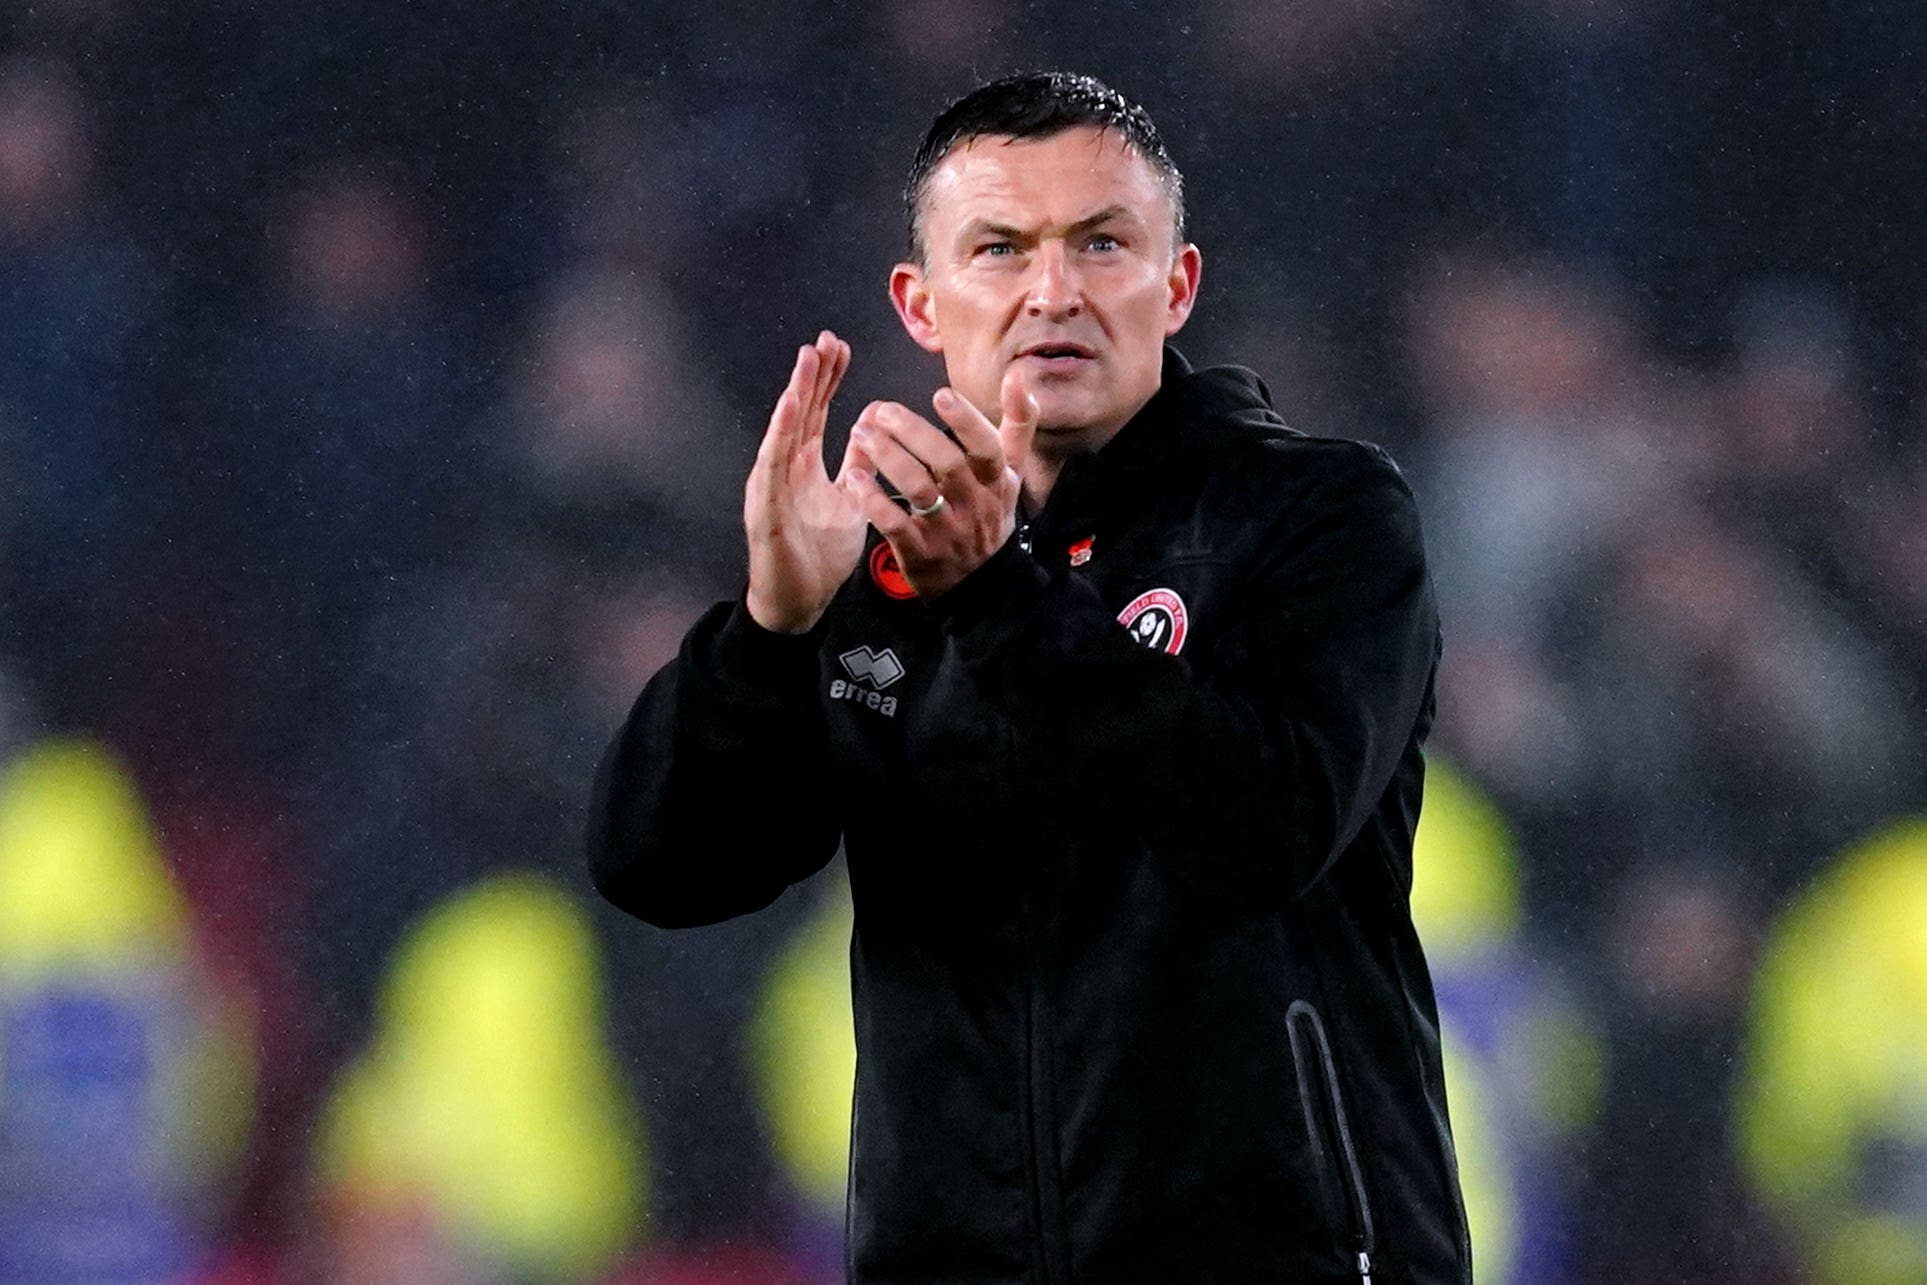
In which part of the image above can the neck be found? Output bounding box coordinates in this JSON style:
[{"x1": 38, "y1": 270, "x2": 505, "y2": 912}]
[
  {"x1": 1018, "y1": 409, "x2": 1138, "y2": 509},
  {"x1": 1021, "y1": 431, "x2": 1097, "y2": 509},
  {"x1": 1020, "y1": 453, "x2": 1064, "y2": 511}
]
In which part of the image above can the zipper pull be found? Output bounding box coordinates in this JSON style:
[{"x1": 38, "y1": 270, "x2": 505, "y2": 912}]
[{"x1": 1356, "y1": 1249, "x2": 1373, "y2": 1283}]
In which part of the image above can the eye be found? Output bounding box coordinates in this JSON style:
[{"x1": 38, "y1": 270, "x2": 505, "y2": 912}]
[
  {"x1": 1086, "y1": 233, "x2": 1120, "y2": 252},
  {"x1": 977, "y1": 240, "x2": 1017, "y2": 258}
]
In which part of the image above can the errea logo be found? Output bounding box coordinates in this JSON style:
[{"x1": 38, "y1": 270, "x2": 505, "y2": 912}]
[
  {"x1": 838, "y1": 646, "x2": 904, "y2": 689},
  {"x1": 831, "y1": 645, "x2": 904, "y2": 716}
]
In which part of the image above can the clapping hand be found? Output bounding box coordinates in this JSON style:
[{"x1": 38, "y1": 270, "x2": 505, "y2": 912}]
[
  {"x1": 743, "y1": 331, "x2": 865, "y2": 634},
  {"x1": 847, "y1": 364, "x2": 1039, "y2": 600}
]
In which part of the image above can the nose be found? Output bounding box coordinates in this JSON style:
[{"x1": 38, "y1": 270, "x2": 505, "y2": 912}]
[{"x1": 1024, "y1": 239, "x2": 1081, "y2": 320}]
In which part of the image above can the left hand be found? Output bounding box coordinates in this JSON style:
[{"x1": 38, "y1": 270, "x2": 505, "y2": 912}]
[{"x1": 847, "y1": 369, "x2": 1039, "y2": 599}]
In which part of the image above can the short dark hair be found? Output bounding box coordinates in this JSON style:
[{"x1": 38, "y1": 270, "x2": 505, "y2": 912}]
[{"x1": 903, "y1": 71, "x2": 1186, "y2": 266}]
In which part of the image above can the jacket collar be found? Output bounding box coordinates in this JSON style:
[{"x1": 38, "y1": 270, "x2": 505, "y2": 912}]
[{"x1": 1035, "y1": 346, "x2": 1280, "y2": 530}]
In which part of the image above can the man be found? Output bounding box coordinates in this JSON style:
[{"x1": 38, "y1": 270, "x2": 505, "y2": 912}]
[{"x1": 590, "y1": 72, "x2": 1468, "y2": 1284}]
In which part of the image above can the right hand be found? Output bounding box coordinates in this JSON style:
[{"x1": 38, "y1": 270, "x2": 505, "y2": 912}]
[{"x1": 744, "y1": 330, "x2": 866, "y2": 633}]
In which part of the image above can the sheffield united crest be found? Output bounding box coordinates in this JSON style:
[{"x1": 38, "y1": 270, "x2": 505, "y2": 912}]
[{"x1": 1116, "y1": 588, "x2": 1188, "y2": 654}]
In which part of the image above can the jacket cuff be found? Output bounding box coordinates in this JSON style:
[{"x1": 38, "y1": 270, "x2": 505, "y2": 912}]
[
  {"x1": 712, "y1": 597, "x2": 826, "y2": 687},
  {"x1": 928, "y1": 532, "x2": 1050, "y2": 636}
]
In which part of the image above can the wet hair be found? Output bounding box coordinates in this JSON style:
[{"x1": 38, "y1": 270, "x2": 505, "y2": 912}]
[{"x1": 903, "y1": 71, "x2": 1186, "y2": 265}]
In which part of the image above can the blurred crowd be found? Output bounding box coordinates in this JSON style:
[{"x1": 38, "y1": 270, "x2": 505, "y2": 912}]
[{"x1": 1, "y1": 1, "x2": 1923, "y2": 1282}]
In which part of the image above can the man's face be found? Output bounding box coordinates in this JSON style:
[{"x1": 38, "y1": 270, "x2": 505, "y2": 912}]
[{"x1": 891, "y1": 126, "x2": 1201, "y2": 445}]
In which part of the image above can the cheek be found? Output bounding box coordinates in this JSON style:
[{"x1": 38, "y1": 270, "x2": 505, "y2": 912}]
[
  {"x1": 1106, "y1": 271, "x2": 1173, "y2": 318},
  {"x1": 942, "y1": 295, "x2": 1003, "y2": 350}
]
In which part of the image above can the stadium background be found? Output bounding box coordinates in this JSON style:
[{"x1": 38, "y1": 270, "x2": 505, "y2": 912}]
[{"x1": 1, "y1": 1, "x2": 1923, "y2": 1281}]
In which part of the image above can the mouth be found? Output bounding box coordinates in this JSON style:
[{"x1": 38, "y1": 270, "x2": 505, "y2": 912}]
[{"x1": 1015, "y1": 341, "x2": 1097, "y2": 369}]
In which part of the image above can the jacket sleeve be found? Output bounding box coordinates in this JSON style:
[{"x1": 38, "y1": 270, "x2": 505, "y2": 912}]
[
  {"x1": 928, "y1": 444, "x2": 1438, "y2": 907},
  {"x1": 587, "y1": 599, "x2": 842, "y2": 928}
]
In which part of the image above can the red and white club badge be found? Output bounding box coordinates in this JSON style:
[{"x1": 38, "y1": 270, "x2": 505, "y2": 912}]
[{"x1": 1117, "y1": 587, "x2": 1188, "y2": 654}]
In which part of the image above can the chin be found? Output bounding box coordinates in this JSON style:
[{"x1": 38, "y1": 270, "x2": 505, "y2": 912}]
[{"x1": 1040, "y1": 397, "x2": 1124, "y2": 436}]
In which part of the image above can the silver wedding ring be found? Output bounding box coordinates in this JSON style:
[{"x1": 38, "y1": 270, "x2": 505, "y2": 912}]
[{"x1": 909, "y1": 493, "x2": 948, "y2": 519}]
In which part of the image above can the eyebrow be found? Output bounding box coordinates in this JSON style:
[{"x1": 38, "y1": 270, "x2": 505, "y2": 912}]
[{"x1": 958, "y1": 204, "x2": 1142, "y2": 244}]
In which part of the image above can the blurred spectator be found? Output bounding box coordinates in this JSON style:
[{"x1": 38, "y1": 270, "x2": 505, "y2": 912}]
[
  {"x1": 207, "y1": 158, "x2": 483, "y2": 1026},
  {"x1": 750, "y1": 872, "x2": 855, "y2": 1281},
  {"x1": 217, "y1": 157, "x2": 478, "y2": 758},
  {"x1": 1402, "y1": 252, "x2": 1669, "y2": 886},
  {"x1": 1568, "y1": 504, "x2": 1912, "y2": 904},
  {"x1": 151, "y1": 790, "x2": 327, "y2": 1281},
  {"x1": 310, "y1": 873, "x2": 647, "y2": 1285},
  {"x1": 1708, "y1": 281, "x2": 1873, "y2": 538},
  {"x1": 1849, "y1": 449, "x2": 1927, "y2": 731},
  {"x1": 495, "y1": 265, "x2": 746, "y2": 564},
  {"x1": 0, "y1": 738, "x2": 257, "y2": 1283},
  {"x1": 1405, "y1": 251, "x2": 1912, "y2": 920},
  {"x1": 292, "y1": 260, "x2": 741, "y2": 1019},
  {"x1": 1409, "y1": 758, "x2": 1600, "y2": 1283},
  {"x1": 0, "y1": 55, "x2": 157, "y2": 710},
  {"x1": 1707, "y1": 282, "x2": 1927, "y2": 789},
  {"x1": 1574, "y1": 859, "x2": 1800, "y2": 1285},
  {"x1": 1737, "y1": 817, "x2": 1927, "y2": 1285},
  {"x1": 1405, "y1": 251, "x2": 1666, "y2": 651}
]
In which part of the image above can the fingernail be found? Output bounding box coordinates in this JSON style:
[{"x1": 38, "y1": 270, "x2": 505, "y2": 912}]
[{"x1": 934, "y1": 388, "x2": 955, "y2": 411}]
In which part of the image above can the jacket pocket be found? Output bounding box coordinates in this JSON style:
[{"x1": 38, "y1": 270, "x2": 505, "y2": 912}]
[{"x1": 1287, "y1": 999, "x2": 1377, "y2": 1282}]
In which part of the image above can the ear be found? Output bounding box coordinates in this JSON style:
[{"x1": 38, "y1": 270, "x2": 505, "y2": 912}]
[
  {"x1": 890, "y1": 261, "x2": 945, "y2": 355},
  {"x1": 1163, "y1": 242, "x2": 1203, "y2": 337}
]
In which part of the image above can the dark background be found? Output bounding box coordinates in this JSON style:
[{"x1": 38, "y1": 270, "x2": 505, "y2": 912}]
[{"x1": 2, "y1": 2, "x2": 1923, "y2": 1282}]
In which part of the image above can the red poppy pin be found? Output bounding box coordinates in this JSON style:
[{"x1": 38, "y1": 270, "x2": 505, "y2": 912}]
[{"x1": 869, "y1": 542, "x2": 916, "y2": 600}]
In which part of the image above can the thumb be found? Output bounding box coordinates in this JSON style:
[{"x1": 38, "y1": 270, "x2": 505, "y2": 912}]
[{"x1": 999, "y1": 365, "x2": 1039, "y2": 478}]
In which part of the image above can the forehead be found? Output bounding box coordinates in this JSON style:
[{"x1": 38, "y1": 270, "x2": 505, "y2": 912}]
[{"x1": 921, "y1": 125, "x2": 1171, "y2": 233}]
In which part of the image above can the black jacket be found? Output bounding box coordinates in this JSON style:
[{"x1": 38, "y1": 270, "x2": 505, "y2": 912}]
[{"x1": 590, "y1": 349, "x2": 1469, "y2": 1284}]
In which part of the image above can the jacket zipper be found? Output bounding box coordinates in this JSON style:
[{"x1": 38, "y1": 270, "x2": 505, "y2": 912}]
[
  {"x1": 1286, "y1": 999, "x2": 1377, "y2": 1283},
  {"x1": 1009, "y1": 890, "x2": 1071, "y2": 1285},
  {"x1": 1018, "y1": 900, "x2": 1058, "y2": 1285},
  {"x1": 1008, "y1": 524, "x2": 1065, "y2": 1284},
  {"x1": 1011, "y1": 705, "x2": 1060, "y2": 1285},
  {"x1": 844, "y1": 1076, "x2": 861, "y2": 1282}
]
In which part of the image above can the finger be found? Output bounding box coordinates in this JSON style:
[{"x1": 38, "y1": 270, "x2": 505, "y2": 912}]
[
  {"x1": 792, "y1": 342, "x2": 820, "y2": 403},
  {"x1": 932, "y1": 387, "x2": 1005, "y2": 484},
  {"x1": 826, "y1": 333, "x2": 851, "y2": 395},
  {"x1": 803, "y1": 334, "x2": 853, "y2": 455},
  {"x1": 756, "y1": 344, "x2": 825, "y2": 490},
  {"x1": 872, "y1": 401, "x2": 968, "y2": 482},
  {"x1": 854, "y1": 412, "x2": 946, "y2": 512},
  {"x1": 831, "y1": 419, "x2": 867, "y2": 487},
  {"x1": 821, "y1": 338, "x2": 853, "y2": 436},
  {"x1": 807, "y1": 330, "x2": 839, "y2": 417},
  {"x1": 794, "y1": 339, "x2": 839, "y2": 482},
  {"x1": 749, "y1": 385, "x2": 801, "y2": 521},
  {"x1": 845, "y1": 466, "x2": 918, "y2": 544},
  {"x1": 999, "y1": 364, "x2": 1040, "y2": 478},
  {"x1": 755, "y1": 366, "x2": 804, "y2": 472}
]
